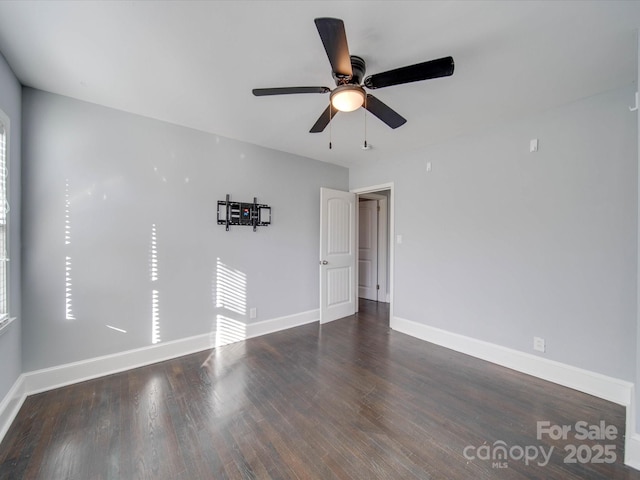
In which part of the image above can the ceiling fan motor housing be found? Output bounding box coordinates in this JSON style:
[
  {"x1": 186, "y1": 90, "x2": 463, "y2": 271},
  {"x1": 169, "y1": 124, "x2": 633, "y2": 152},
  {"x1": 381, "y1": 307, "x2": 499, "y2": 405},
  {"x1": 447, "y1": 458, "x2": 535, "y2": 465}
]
[{"x1": 333, "y1": 55, "x2": 366, "y2": 85}]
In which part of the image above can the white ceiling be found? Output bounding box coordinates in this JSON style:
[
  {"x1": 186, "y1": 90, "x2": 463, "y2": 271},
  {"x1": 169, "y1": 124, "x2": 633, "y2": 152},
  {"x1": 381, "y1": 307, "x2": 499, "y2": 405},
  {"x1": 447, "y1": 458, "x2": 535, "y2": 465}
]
[{"x1": 0, "y1": 1, "x2": 638, "y2": 168}]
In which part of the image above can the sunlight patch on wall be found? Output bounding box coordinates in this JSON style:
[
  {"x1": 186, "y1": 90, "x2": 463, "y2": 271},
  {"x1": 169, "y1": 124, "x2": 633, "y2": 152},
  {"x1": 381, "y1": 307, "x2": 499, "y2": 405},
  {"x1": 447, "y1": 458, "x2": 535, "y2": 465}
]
[
  {"x1": 150, "y1": 224, "x2": 161, "y2": 344},
  {"x1": 105, "y1": 324, "x2": 127, "y2": 333},
  {"x1": 64, "y1": 180, "x2": 75, "y2": 320},
  {"x1": 215, "y1": 315, "x2": 247, "y2": 347},
  {"x1": 64, "y1": 182, "x2": 72, "y2": 246},
  {"x1": 213, "y1": 258, "x2": 248, "y2": 347},
  {"x1": 151, "y1": 289, "x2": 160, "y2": 344},
  {"x1": 65, "y1": 256, "x2": 74, "y2": 320},
  {"x1": 215, "y1": 258, "x2": 246, "y2": 315}
]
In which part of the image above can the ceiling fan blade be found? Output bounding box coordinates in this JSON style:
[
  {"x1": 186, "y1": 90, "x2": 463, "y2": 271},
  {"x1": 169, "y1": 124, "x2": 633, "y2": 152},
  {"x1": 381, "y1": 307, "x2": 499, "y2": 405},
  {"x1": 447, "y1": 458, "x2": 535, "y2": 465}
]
[
  {"x1": 364, "y1": 56, "x2": 454, "y2": 89},
  {"x1": 310, "y1": 104, "x2": 339, "y2": 133},
  {"x1": 314, "y1": 18, "x2": 353, "y2": 78},
  {"x1": 253, "y1": 87, "x2": 330, "y2": 96},
  {"x1": 365, "y1": 94, "x2": 406, "y2": 129}
]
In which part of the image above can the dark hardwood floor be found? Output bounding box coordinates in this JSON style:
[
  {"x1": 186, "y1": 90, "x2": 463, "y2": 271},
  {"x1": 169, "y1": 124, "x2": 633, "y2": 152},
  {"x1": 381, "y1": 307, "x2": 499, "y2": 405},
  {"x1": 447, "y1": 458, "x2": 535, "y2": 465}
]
[{"x1": 1, "y1": 299, "x2": 639, "y2": 479}]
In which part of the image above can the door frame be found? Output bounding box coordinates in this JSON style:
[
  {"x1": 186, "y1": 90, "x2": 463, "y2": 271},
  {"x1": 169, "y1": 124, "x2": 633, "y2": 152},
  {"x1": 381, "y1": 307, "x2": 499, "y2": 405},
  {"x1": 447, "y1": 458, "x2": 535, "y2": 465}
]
[{"x1": 351, "y1": 182, "x2": 394, "y2": 320}]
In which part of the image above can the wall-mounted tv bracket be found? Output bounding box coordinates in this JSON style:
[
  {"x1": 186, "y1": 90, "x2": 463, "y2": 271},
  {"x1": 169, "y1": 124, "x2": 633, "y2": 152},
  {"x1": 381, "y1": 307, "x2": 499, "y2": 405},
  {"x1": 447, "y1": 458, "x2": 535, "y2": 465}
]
[{"x1": 217, "y1": 194, "x2": 271, "y2": 232}]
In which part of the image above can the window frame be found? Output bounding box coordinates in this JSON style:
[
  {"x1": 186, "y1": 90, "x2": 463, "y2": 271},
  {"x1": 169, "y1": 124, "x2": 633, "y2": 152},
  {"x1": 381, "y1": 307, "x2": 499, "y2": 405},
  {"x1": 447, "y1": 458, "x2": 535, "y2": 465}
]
[{"x1": 0, "y1": 107, "x2": 11, "y2": 333}]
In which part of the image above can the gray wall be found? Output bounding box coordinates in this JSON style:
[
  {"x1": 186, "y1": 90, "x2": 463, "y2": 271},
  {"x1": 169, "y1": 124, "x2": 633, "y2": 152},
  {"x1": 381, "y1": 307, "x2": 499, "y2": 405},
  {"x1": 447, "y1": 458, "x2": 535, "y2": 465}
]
[
  {"x1": 351, "y1": 85, "x2": 637, "y2": 382},
  {"x1": 22, "y1": 88, "x2": 347, "y2": 371},
  {"x1": 0, "y1": 52, "x2": 21, "y2": 400}
]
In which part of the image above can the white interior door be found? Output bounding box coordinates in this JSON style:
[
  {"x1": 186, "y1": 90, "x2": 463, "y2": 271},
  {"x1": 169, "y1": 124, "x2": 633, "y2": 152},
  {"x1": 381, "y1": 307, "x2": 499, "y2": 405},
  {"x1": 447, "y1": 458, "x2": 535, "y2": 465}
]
[
  {"x1": 358, "y1": 199, "x2": 378, "y2": 301},
  {"x1": 320, "y1": 187, "x2": 356, "y2": 324}
]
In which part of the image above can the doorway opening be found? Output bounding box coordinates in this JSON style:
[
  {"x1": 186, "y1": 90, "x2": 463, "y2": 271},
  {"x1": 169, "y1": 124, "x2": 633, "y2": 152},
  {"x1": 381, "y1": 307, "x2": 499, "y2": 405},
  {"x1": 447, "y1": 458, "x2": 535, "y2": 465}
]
[{"x1": 352, "y1": 183, "x2": 394, "y2": 323}]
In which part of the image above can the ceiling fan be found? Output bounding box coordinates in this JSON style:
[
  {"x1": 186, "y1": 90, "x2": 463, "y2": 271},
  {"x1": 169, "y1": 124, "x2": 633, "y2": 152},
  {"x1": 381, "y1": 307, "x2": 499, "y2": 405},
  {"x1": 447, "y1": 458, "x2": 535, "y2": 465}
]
[{"x1": 252, "y1": 17, "x2": 455, "y2": 133}]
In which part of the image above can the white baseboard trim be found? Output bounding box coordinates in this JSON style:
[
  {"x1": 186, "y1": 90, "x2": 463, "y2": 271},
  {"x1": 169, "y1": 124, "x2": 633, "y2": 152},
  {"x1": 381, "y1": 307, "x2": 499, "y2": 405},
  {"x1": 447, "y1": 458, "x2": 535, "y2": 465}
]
[
  {"x1": 23, "y1": 332, "x2": 213, "y2": 396},
  {"x1": 392, "y1": 315, "x2": 640, "y2": 471},
  {"x1": 626, "y1": 386, "x2": 639, "y2": 469},
  {"x1": 626, "y1": 433, "x2": 640, "y2": 470},
  {"x1": 0, "y1": 309, "x2": 319, "y2": 445},
  {"x1": 391, "y1": 316, "x2": 632, "y2": 405},
  {"x1": 0, "y1": 375, "x2": 26, "y2": 444},
  {"x1": 246, "y1": 309, "x2": 319, "y2": 339},
  {"x1": 23, "y1": 309, "x2": 320, "y2": 396}
]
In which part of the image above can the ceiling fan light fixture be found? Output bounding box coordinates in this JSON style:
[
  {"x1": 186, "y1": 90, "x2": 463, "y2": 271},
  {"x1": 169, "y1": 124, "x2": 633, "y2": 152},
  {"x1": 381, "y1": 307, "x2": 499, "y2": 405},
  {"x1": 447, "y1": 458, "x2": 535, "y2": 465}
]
[{"x1": 330, "y1": 85, "x2": 365, "y2": 112}]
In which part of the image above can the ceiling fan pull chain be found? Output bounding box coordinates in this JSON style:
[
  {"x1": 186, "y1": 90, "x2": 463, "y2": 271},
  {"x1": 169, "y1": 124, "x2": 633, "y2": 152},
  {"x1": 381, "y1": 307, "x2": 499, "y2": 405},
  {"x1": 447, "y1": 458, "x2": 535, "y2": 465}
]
[{"x1": 363, "y1": 95, "x2": 368, "y2": 149}]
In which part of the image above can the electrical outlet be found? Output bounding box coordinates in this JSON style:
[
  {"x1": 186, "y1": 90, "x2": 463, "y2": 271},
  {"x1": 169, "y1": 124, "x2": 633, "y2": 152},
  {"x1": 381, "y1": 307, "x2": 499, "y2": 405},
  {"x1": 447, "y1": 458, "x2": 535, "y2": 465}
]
[
  {"x1": 250, "y1": 307, "x2": 257, "y2": 319},
  {"x1": 533, "y1": 336, "x2": 545, "y2": 352}
]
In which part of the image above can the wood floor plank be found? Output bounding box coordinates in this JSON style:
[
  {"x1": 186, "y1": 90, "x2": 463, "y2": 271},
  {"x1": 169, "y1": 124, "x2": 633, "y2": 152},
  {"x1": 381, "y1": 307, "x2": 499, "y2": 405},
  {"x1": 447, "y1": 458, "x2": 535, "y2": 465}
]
[
  {"x1": 1, "y1": 299, "x2": 639, "y2": 479},
  {"x1": 19, "y1": 386, "x2": 74, "y2": 480}
]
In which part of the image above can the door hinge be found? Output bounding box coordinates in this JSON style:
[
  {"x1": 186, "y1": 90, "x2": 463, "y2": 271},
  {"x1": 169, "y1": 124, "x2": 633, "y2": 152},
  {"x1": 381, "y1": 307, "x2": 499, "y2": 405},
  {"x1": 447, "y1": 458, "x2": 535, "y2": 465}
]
[
  {"x1": 377, "y1": 206, "x2": 380, "y2": 212},
  {"x1": 376, "y1": 284, "x2": 380, "y2": 290}
]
